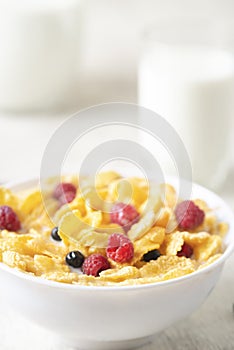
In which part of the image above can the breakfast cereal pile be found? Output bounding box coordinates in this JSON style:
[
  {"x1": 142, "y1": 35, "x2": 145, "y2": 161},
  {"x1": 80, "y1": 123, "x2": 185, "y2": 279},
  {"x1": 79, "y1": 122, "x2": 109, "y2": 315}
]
[{"x1": 0, "y1": 172, "x2": 228, "y2": 286}]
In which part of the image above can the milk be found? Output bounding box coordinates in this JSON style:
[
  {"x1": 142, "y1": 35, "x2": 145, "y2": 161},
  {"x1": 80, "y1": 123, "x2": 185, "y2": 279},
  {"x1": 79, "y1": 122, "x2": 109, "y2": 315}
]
[
  {"x1": 138, "y1": 46, "x2": 234, "y2": 188},
  {"x1": 0, "y1": 0, "x2": 82, "y2": 111}
]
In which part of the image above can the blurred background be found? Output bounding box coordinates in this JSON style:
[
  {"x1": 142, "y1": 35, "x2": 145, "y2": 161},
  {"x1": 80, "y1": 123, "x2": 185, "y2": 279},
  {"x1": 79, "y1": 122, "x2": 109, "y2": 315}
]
[{"x1": 0, "y1": 0, "x2": 233, "y2": 196}]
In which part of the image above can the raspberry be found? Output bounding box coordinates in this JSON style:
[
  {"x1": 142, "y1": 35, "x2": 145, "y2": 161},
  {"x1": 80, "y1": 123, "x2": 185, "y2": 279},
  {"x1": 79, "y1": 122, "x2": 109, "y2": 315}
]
[
  {"x1": 106, "y1": 233, "x2": 134, "y2": 263},
  {"x1": 110, "y1": 202, "x2": 139, "y2": 232},
  {"x1": 53, "y1": 183, "x2": 76, "y2": 204},
  {"x1": 53, "y1": 182, "x2": 76, "y2": 199},
  {"x1": 82, "y1": 254, "x2": 110, "y2": 277},
  {"x1": 59, "y1": 191, "x2": 76, "y2": 205},
  {"x1": 177, "y1": 243, "x2": 193, "y2": 258},
  {"x1": 0, "y1": 206, "x2": 21, "y2": 232},
  {"x1": 175, "y1": 200, "x2": 205, "y2": 230}
]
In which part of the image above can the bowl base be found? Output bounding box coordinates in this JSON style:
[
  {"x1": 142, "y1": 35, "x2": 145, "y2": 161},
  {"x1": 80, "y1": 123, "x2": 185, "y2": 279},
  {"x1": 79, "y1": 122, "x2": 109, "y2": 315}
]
[{"x1": 60, "y1": 334, "x2": 155, "y2": 350}]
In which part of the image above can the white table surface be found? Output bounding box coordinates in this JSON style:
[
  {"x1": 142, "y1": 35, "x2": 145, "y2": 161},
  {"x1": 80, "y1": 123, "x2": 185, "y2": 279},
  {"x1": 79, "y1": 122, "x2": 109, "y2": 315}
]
[{"x1": 0, "y1": 112, "x2": 234, "y2": 349}]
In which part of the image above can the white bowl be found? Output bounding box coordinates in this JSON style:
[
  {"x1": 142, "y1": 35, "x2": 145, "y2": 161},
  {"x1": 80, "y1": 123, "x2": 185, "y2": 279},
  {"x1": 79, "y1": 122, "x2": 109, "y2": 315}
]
[{"x1": 0, "y1": 178, "x2": 233, "y2": 350}]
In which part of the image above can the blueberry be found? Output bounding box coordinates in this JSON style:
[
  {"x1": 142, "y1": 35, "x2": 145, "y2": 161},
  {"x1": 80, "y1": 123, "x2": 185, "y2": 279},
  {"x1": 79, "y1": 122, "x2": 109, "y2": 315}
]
[
  {"x1": 51, "y1": 227, "x2": 62, "y2": 241},
  {"x1": 66, "y1": 251, "x2": 85, "y2": 268},
  {"x1": 143, "y1": 249, "x2": 161, "y2": 262}
]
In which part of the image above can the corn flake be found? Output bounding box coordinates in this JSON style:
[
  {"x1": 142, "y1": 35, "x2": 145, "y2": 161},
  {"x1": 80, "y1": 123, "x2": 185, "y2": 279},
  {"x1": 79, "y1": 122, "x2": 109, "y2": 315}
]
[
  {"x1": 0, "y1": 173, "x2": 227, "y2": 286},
  {"x1": 99, "y1": 266, "x2": 140, "y2": 282},
  {"x1": 140, "y1": 255, "x2": 195, "y2": 278},
  {"x1": 128, "y1": 210, "x2": 155, "y2": 241},
  {"x1": 133, "y1": 226, "x2": 165, "y2": 263}
]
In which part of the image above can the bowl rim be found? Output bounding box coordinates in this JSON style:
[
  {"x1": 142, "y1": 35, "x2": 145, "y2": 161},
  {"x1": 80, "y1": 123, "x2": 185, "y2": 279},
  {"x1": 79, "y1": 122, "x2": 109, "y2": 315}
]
[{"x1": 0, "y1": 176, "x2": 234, "y2": 292}]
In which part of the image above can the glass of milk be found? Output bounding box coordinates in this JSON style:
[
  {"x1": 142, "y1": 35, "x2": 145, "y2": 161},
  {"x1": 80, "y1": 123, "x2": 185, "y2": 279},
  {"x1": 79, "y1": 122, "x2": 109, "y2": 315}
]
[
  {"x1": 138, "y1": 18, "x2": 234, "y2": 189},
  {"x1": 0, "y1": 0, "x2": 82, "y2": 112}
]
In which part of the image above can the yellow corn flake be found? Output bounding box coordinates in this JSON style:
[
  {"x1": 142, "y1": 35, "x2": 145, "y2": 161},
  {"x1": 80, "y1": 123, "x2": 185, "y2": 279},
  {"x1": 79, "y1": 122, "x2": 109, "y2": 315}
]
[
  {"x1": 81, "y1": 186, "x2": 105, "y2": 212},
  {"x1": 160, "y1": 232, "x2": 184, "y2": 256},
  {"x1": 198, "y1": 254, "x2": 222, "y2": 270},
  {"x1": 0, "y1": 234, "x2": 37, "y2": 257},
  {"x1": 43, "y1": 198, "x2": 59, "y2": 218},
  {"x1": 135, "y1": 226, "x2": 165, "y2": 245},
  {"x1": 78, "y1": 230, "x2": 110, "y2": 248},
  {"x1": 183, "y1": 231, "x2": 210, "y2": 246},
  {"x1": 134, "y1": 260, "x2": 147, "y2": 269},
  {"x1": 0, "y1": 229, "x2": 28, "y2": 239},
  {"x1": 165, "y1": 213, "x2": 178, "y2": 233},
  {"x1": 160, "y1": 184, "x2": 177, "y2": 209},
  {"x1": 20, "y1": 190, "x2": 43, "y2": 216},
  {"x1": 125, "y1": 177, "x2": 149, "y2": 208},
  {"x1": 0, "y1": 231, "x2": 68, "y2": 261},
  {"x1": 108, "y1": 259, "x2": 131, "y2": 269},
  {"x1": 7, "y1": 253, "x2": 35, "y2": 272},
  {"x1": 2, "y1": 251, "x2": 27, "y2": 271},
  {"x1": 101, "y1": 212, "x2": 111, "y2": 224},
  {"x1": 140, "y1": 255, "x2": 195, "y2": 278},
  {"x1": 87, "y1": 246, "x2": 106, "y2": 256},
  {"x1": 59, "y1": 210, "x2": 89, "y2": 241},
  {"x1": 95, "y1": 171, "x2": 121, "y2": 188},
  {"x1": 22, "y1": 201, "x2": 55, "y2": 232},
  {"x1": 53, "y1": 205, "x2": 73, "y2": 226},
  {"x1": 26, "y1": 237, "x2": 68, "y2": 260},
  {"x1": 154, "y1": 207, "x2": 172, "y2": 228},
  {"x1": 99, "y1": 266, "x2": 196, "y2": 285},
  {"x1": 97, "y1": 187, "x2": 108, "y2": 201},
  {"x1": 0, "y1": 187, "x2": 20, "y2": 214},
  {"x1": 161, "y1": 231, "x2": 211, "y2": 256},
  {"x1": 99, "y1": 266, "x2": 140, "y2": 282},
  {"x1": 97, "y1": 223, "x2": 124, "y2": 234},
  {"x1": 107, "y1": 178, "x2": 130, "y2": 204},
  {"x1": 74, "y1": 275, "x2": 109, "y2": 286},
  {"x1": 139, "y1": 184, "x2": 162, "y2": 215},
  {"x1": 84, "y1": 210, "x2": 102, "y2": 228},
  {"x1": 193, "y1": 199, "x2": 210, "y2": 212},
  {"x1": 193, "y1": 235, "x2": 222, "y2": 262},
  {"x1": 32, "y1": 255, "x2": 70, "y2": 276},
  {"x1": 41, "y1": 271, "x2": 79, "y2": 284},
  {"x1": 113, "y1": 277, "x2": 157, "y2": 285},
  {"x1": 59, "y1": 209, "x2": 121, "y2": 248},
  {"x1": 133, "y1": 226, "x2": 165, "y2": 263},
  {"x1": 128, "y1": 210, "x2": 155, "y2": 241},
  {"x1": 155, "y1": 265, "x2": 195, "y2": 281},
  {"x1": 0, "y1": 173, "x2": 227, "y2": 286},
  {"x1": 216, "y1": 222, "x2": 229, "y2": 238},
  {"x1": 195, "y1": 212, "x2": 218, "y2": 234},
  {"x1": 69, "y1": 196, "x2": 86, "y2": 216},
  {"x1": 107, "y1": 177, "x2": 148, "y2": 210}
]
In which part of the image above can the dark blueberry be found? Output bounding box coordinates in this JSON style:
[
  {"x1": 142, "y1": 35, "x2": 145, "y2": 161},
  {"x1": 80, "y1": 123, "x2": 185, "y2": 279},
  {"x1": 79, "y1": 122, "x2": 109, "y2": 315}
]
[
  {"x1": 66, "y1": 251, "x2": 85, "y2": 268},
  {"x1": 51, "y1": 227, "x2": 62, "y2": 241},
  {"x1": 143, "y1": 249, "x2": 161, "y2": 262}
]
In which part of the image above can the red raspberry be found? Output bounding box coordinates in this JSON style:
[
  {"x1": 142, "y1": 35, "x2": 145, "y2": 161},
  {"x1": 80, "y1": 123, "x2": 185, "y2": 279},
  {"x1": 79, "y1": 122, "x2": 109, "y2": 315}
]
[
  {"x1": 53, "y1": 183, "x2": 76, "y2": 204},
  {"x1": 110, "y1": 202, "x2": 139, "y2": 232},
  {"x1": 0, "y1": 206, "x2": 21, "y2": 232},
  {"x1": 59, "y1": 191, "x2": 76, "y2": 205},
  {"x1": 82, "y1": 254, "x2": 110, "y2": 277},
  {"x1": 177, "y1": 243, "x2": 193, "y2": 258},
  {"x1": 106, "y1": 233, "x2": 134, "y2": 263},
  {"x1": 175, "y1": 200, "x2": 205, "y2": 230}
]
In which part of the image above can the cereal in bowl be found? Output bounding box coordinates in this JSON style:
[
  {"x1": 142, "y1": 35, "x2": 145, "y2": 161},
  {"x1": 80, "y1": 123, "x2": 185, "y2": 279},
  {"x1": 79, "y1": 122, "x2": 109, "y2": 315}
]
[{"x1": 0, "y1": 172, "x2": 227, "y2": 286}]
